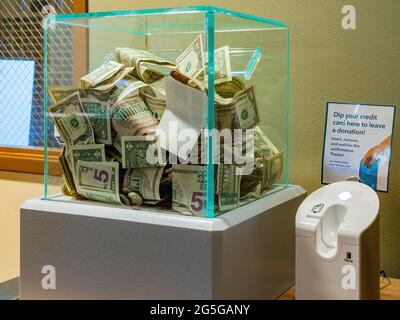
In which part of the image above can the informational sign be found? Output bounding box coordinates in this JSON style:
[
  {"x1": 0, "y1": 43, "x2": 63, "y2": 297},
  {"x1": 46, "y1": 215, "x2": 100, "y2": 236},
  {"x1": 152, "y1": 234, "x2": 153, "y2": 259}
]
[{"x1": 322, "y1": 102, "x2": 396, "y2": 192}]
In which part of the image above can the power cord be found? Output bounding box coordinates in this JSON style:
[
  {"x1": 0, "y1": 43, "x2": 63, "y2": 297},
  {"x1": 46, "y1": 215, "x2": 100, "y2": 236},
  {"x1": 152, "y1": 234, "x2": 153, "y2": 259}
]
[{"x1": 380, "y1": 270, "x2": 391, "y2": 289}]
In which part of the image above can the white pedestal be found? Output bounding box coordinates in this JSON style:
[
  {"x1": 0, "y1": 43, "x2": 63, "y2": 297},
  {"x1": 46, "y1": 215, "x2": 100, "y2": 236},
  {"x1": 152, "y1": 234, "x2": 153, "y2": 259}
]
[{"x1": 20, "y1": 185, "x2": 306, "y2": 300}]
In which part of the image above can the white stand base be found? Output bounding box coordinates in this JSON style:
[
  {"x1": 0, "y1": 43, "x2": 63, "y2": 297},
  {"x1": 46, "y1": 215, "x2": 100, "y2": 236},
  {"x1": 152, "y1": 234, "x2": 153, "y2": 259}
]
[{"x1": 20, "y1": 185, "x2": 306, "y2": 300}]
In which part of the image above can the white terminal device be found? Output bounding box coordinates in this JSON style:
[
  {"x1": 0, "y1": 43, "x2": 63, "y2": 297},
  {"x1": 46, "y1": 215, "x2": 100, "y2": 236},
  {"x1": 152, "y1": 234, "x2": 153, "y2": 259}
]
[{"x1": 295, "y1": 181, "x2": 380, "y2": 300}]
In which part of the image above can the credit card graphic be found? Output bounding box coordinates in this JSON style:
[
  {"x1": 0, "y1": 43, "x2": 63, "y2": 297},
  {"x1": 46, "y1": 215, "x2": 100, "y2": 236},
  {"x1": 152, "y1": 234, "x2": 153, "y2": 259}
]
[{"x1": 359, "y1": 159, "x2": 378, "y2": 190}]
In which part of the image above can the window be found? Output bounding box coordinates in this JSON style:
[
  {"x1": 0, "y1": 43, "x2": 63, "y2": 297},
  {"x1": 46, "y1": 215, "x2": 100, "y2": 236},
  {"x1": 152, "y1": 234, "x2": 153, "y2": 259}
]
[
  {"x1": 0, "y1": 59, "x2": 35, "y2": 147},
  {"x1": 0, "y1": 0, "x2": 87, "y2": 174}
]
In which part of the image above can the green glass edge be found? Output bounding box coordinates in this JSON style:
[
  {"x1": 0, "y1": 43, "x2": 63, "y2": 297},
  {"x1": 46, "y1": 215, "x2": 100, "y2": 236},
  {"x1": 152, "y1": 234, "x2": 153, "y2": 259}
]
[
  {"x1": 205, "y1": 11, "x2": 215, "y2": 218},
  {"x1": 43, "y1": 17, "x2": 49, "y2": 199},
  {"x1": 52, "y1": 20, "x2": 147, "y2": 36},
  {"x1": 244, "y1": 48, "x2": 261, "y2": 79},
  {"x1": 43, "y1": 5, "x2": 290, "y2": 210},
  {"x1": 49, "y1": 6, "x2": 288, "y2": 29},
  {"x1": 285, "y1": 28, "x2": 291, "y2": 188},
  {"x1": 51, "y1": 20, "x2": 205, "y2": 36}
]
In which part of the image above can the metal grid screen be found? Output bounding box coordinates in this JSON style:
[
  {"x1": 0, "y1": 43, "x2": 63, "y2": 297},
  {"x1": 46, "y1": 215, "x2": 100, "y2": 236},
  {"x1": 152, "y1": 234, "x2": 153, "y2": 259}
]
[{"x1": 0, "y1": 0, "x2": 74, "y2": 148}]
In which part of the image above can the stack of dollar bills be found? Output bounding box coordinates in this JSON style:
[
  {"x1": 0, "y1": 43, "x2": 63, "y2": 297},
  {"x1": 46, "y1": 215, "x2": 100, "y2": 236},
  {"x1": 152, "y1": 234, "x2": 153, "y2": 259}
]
[{"x1": 49, "y1": 34, "x2": 283, "y2": 216}]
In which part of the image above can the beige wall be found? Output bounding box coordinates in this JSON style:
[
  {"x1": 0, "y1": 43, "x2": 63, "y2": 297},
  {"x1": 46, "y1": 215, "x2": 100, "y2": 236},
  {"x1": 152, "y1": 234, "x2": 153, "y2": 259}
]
[
  {"x1": 89, "y1": 0, "x2": 400, "y2": 276},
  {"x1": 0, "y1": 171, "x2": 59, "y2": 283}
]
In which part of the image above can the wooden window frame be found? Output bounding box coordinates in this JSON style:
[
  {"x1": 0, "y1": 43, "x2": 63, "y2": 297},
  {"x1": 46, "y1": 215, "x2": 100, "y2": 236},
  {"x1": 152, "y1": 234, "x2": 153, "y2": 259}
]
[
  {"x1": 0, "y1": 0, "x2": 88, "y2": 176},
  {"x1": 0, "y1": 147, "x2": 60, "y2": 175}
]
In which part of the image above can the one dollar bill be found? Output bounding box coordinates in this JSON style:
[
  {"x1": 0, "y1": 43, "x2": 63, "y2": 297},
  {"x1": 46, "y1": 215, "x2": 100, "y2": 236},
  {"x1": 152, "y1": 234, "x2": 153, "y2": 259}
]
[
  {"x1": 121, "y1": 135, "x2": 163, "y2": 169},
  {"x1": 123, "y1": 167, "x2": 165, "y2": 202},
  {"x1": 48, "y1": 86, "x2": 81, "y2": 104},
  {"x1": 81, "y1": 96, "x2": 112, "y2": 145},
  {"x1": 176, "y1": 34, "x2": 204, "y2": 79},
  {"x1": 217, "y1": 164, "x2": 241, "y2": 211},
  {"x1": 115, "y1": 47, "x2": 174, "y2": 83},
  {"x1": 111, "y1": 96, "x2": 158, "y2": 137},
  {"x1": 213, "y1": 45, "x2": 232, "y2": 84},
  {"x1": 70, "y1": 144, "x2": 106, "y2": 175},
  {"x1": 234, "y1": 85, "x2": 260, "y2": 129},
  {"x1": 48, "y1": 92, "x2": 95, "y2": 145},
  {"x1": 80, "y1": 60, "x2": 124, "y2": 89}
]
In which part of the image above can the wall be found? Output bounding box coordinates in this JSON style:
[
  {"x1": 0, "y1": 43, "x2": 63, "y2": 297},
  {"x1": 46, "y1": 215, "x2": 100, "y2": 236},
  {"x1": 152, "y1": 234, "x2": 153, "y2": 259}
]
[
  {"x1": 88, "y1": 0, "x2": 400, "y2": 277},
  {"x1": 0, "y1": 171, "x2": 59, "y2": 283}
]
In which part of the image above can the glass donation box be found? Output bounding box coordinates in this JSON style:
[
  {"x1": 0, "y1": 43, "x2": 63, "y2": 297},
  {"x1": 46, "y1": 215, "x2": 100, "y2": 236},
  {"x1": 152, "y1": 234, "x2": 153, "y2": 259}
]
[
  {"x1": 20, "y1": 6, "x2": 306, "y2": 300},
  {"x1": 44, "y1": 6, "x2": 290, "y2": 218}
]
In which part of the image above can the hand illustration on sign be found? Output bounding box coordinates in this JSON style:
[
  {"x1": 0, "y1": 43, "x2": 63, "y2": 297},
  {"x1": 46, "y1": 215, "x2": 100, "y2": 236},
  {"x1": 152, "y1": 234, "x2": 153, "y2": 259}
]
[
  {"x1": 359, "y1": 135, "x2": 392, "y2": 190},
  {"x1": 361, "y1": 135, "x2": 392, "y2": 168}
]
